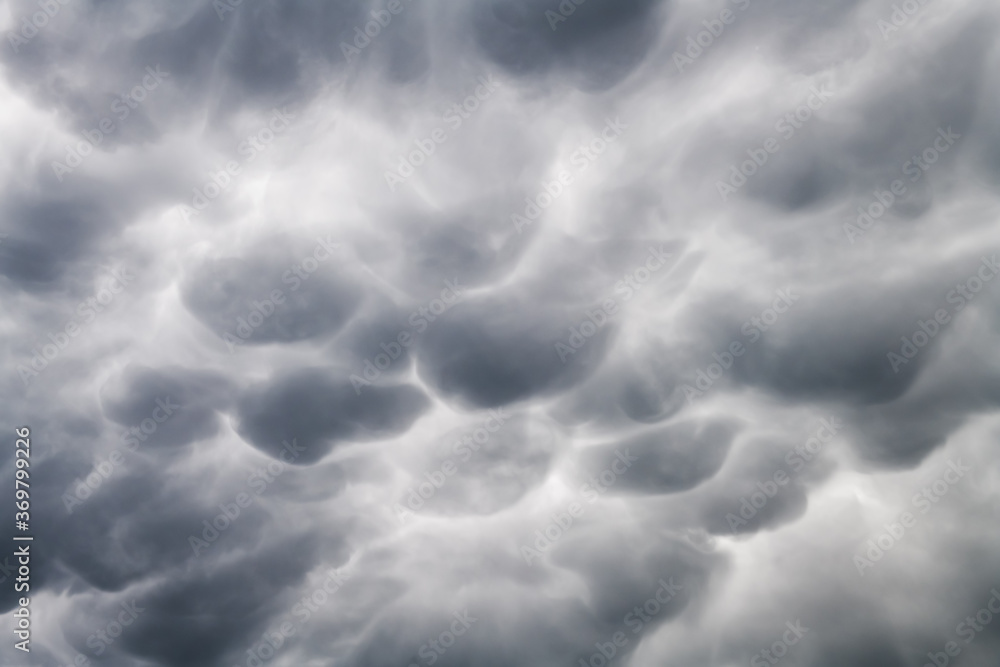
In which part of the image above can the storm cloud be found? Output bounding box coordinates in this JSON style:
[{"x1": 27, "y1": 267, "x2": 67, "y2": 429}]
[{"x1": 1, "y1": 0, "x2": 999, "y2": 666}]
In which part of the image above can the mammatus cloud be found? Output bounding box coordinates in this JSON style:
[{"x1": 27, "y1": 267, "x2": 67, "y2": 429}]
[{"x1": 1, "y1": 0, "x2": 999, "y2": 666}]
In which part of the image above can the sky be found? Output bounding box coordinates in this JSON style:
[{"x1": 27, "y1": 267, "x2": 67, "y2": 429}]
[{"x1": 1, "y1": 0, "x2": 1000, "y2": 666}]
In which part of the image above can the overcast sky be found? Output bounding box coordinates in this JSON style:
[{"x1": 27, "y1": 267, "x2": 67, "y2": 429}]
[{"x1": 1, "y1": 0, "x2": 1000, "y2": 666}]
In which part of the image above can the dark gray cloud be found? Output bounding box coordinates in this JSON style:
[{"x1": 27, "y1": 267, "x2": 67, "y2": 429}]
[
  {"x1": 473, "y1": 0, "x2": 667, "y2": 89},
  {"x1": 235, "y1": 368, "x2": 430, "y2": 463},
  {"x1": 182, "y1": 242, "x2": 362, "y2": 347},
  {"x1": 100, "y1": 364, "x2": 230, "y2": 449},
  {"x1": 582, "y1": 418, "x2": 741, "y2": 495},
  {"x1": 416, "y1": 296, "x2": 614, "y2": 408}
]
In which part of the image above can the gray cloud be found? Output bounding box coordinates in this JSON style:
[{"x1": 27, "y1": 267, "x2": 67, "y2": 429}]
[{"x1": 2, "y1": 0, "x2": 1000, "y2": 665}]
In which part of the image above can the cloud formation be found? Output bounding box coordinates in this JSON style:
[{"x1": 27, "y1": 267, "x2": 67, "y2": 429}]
[{"x1": 1, "y1": 0, "x2": 1000, "y2": 665}]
